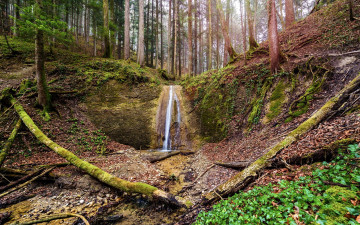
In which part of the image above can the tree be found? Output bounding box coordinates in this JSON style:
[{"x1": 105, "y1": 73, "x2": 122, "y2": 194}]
[
  {"x1": 208, "y1": 0, "x2": 212, "y2": 70},
  {"x1": 188, "y1": 0, "x2": 193, "y2": 75},
  {"x1": 167, "y1": 0, "x2": 172, "y2": 73},
  {"x1": 155, "y1": 0, "x2": 159, "y2": 68},
  {"x1": 216, "y1": 0, "x2": 237, "y2": 62},
  {"x1": 246, "y1": 0, "x2": 258, "y2": 50},
  {"x1": 268, "y1": 0, "x2": 280, "y2": 73},
  {"x1": 124, "y1": 0, "x2": 130, "y2": 59},
  {"x1": 285, "y1": 0, "x2": 295, "y2": 28},
  {"x1": 349, "y1": 0, "x2": 354, "y2": 21},
  {"x1": 103, "y1": 0, "x2": 111, "y2": 58},
  {"x1": 137, "y1": 0, "x2": 145, "y2": 66}
]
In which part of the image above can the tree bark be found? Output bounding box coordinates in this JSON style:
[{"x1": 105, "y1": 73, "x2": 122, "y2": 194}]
[
  {"x1": 239, "y1": 0, "x2": 247, "y2": 64},
  {"x1": 193, "y1": 0, "x2": 198, "y2": 75},
  {"x1": 188, "y1": 0, "x2": 193, "y2": 76},
  {"x1": 151, "y1": 0, "x2": 155, "y2": 66},
  {"x1": 203, "y1": 73, "x2": 360, "y2": 203},
  {"x1": 35, "y1": 0, "x2": 52, "y2": 113},
  {"x1": 0, "y1": 119, "x2": 22, "y2": 167},
  {"x1": 124, "y1": 0, "x2": 130, "y2": 59},
  {"x1": 137, "y1": 0, "x2": 145, "y2": 66},
  {"x1": 9, "y1": 95, "x2": 192, "y2": 208},
  {"x1": 246, "y1": 0, "x2": 258, "y2": 50},
  {"x1": 103, "y1": 0, "x2": 111, "y2": 58},
  {"x1": 216, "y1": 0, "x2": 237, "y2": 61},
  {"x1": 173, "y1": 0, "x2": 177, "y2": 75},
  {"x1": 167, "y1": 0, "x2": 172, "y2": 73},
  {"x1": 223, "y1": 0, "x2": 230, "y2": 67},
  {"x1": 110, "y1": 0, "x2": 115, "y2": 57},
  {"x1": 155, "y1": 0, "x2": 159, "y2": 68},
  {"x1": 268, "y1": 0, "x2": 280, "y2": 73},
  {"x1": 349, "y1": 0, "x2": 354, "y2": 21},
  {"x1": 208, "y1": 0, "x2": 212, "y2": 70},
  {"x1": 285, "y1": 0, "x2": 295, "y2": 28}
]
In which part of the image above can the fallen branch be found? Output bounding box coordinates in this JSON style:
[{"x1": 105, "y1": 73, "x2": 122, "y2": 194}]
[
  {"x1": 328, "y1": 49, "x2": 360, "y2": 57},
  {"x1": 9, "y1": 213, "x2": 89, "y2": 225},
  {"x1": 0, "y1": 168, "x2": 44, "y2": 193},
  {"x1": 203, "y1": 73, "x2": 360, "y2": 203},
  {"x1": 9, "y1": 95, "x2": 191, "y2": 208},
  {"x1": 0, "y1": 167, "x2": 54, "y2": 198},
  {"x1": 0, "y1": 119, "x2": 22, "y2": 167}
]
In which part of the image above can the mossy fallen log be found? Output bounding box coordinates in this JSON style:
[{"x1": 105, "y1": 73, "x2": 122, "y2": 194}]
[
  {"x1": 0, "y1": 119, "x2": 22, "y2": 167},
  {"x1": 204, "y1": 73, "x2": 360, "y2": 203},
  {"x1": 9, "y1": 96, "x2": 191, "y2": 208}
]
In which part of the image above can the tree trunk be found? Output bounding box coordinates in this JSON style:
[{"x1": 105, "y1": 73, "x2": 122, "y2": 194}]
[
  {"x1": 137, "y1": 0, "x2": 145, "y2": 66},
  {"x1": 93, "y1": 15, "x2": 97, "y2": 57},
  {"x1": 145, "y1": 0, "x2": 150, "y2": 65},
  {"x1": 194, "y1": 0, "x2": 198, "y2": 75},
  {"x1": 103, "y1": 0, "x2": 111, "y2": 58},
  {"x1": 239, "y1": 0, "x2": 247, "y2": 64},
  {"x1": 160, "y1": 0, "x2": 164, "y2": 69},
  {"x1": 9, "y1": 96, "x2": 192, "y2": 208},
  {"x1": 110, "y1": 0, "x2": 115, "y2": 57},
  {"x1": 216, "y1": 9, "x2": 219, "y2": 69},
  {"x1": 188, "y1": 0, "x2": 193, "y2": 76},
  {"x1": 171, "y1": 0, "x2": 176, "y2": 75},
  {"x1": 285, "y1": 0, "x2": 295, "y2": 28},
  {"x1": 204, "y1": 73, "x2": 360, "y2": 203},
  {"x1": 124, "y1": 0, "x2": 130, "y2": 59},
  {"x1": 199, "y1": 5, "x2": 203, "y2": 74},
  {"x1": 268, "y1": 0, "x2": 280, "y2": 73},
  {"x1": 151, "y1": 0, "x2": 155, "y2": 66},
  {"x1": 208, "y1": 0, "x2": 212, "y2": 70},
  {"x1": 278, "y1": 0, "x2": 285, "y2": 28},
  {"x1": 155, "y1": 0, "x2": 159, "y2": 68},
  {"x1": 167, "y1": 0, "x2": 172, "y2": 73},
  {"x1": 173, "y1": 0, "x2": 177, "y2": 76},
  {"x1": 35, "y1": 0, "x2": 51, "y2": 113},
  {"x1": 349, "y1": 0, "x2": 354, "y2": 21},
  {"x1": 246, "y1": 0, "x2": 258, "y2": 50},
  {"x1": 223, "y1": 0, "x2": 230, "y2": 67},
  {"x1": 216, "y1": 0, "x2": 237, "y2": 61}
]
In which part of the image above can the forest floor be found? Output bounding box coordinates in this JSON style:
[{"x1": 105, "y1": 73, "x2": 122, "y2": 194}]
[{"x1": 0, "y1": 0, "x2": 360, "y2": 224}]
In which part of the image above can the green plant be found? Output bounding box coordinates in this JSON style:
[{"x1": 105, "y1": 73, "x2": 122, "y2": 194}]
[{"x1": 195, "y1": 143, "x2": 360, "y2": 225}]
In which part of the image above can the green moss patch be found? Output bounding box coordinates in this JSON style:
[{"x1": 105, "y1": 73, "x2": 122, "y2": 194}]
[{"x1": 266, "y1": 80, "x2": 286, "y2": 121}]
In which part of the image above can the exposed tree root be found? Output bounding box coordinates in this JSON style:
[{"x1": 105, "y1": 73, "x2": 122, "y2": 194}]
[
  {"x1": 9, "y1": 213, "x2": 90, "y2": 225},
  {"x1": 0, "y1": 167, "x2": 55, "y2": 198},
  {"x1": 8, "y1": 95, "x2": 192, "y2": 208},
  {"x1": 0, "y1": 119, "x2": 22, "y2": 167},
  {"x1": 214, "y1": 161, "x2": 251, "y2": 169},
  {"x1": 203, "y1": 73, "x2": 360, "y2": 203}
]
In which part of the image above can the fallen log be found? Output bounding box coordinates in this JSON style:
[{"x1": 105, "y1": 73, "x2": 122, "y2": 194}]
[
  {"x1": 9, "y1": 213, "x2": 89, "y2": 225},
  {"x1": 148, "y1": 150, "x2": 196, "y2": 163},
  {"x1": 0, "y1": 167, "x2": 54, "y2": 198},
  {"x1": 214, "y1": 161, "x2": 251, "y2": 169},
  {"x1": 203, "y1": 73, "x2": 360, "y2": 203},
  {"x1": 9, "y1": 95, "x2": 191, "y2": 208},
  {"x1": 0, "y1": 119, "x2": 22, "y2": 167}
]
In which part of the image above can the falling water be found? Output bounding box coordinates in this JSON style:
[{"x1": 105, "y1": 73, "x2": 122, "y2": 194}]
[
  {"x1": 174, "y1": 91, "x2": 181, "y2": 149},
  {"x1": 163, "y1": 86, "x2": 174, "y2": 150}
]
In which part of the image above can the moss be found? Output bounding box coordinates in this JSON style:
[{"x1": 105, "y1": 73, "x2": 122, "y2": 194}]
[
  {"x1": 318, "y1": 186, "x2": 357, "y2": 225},
  {"x1": 266, "y1": 80, "x2": 286, "y2": 121},
  {"x1": 248, "y1": 80, "x2": 271, "y2": 127}
]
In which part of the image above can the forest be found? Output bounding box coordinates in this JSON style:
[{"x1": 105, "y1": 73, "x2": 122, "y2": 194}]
[{"x1": 0, "y1": 0, "x2": 360, "y2": 224}]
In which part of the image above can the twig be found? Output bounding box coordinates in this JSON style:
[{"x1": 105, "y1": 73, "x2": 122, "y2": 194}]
[
  {"x1": 0, "y1": 167, "x2": 54, "y2": 198},
  {"x1": 9, "y1": 213, "x2": 90, "y2": 225},
  {"x1": 0, "y1": 169, "x2": 44, "y2": 193},
  {"x1": 328, "y1": 49, "x2": 360, "y2": 56},
  {"x1": 193, "y1": 164, "x2": 215, "y2": 183}
]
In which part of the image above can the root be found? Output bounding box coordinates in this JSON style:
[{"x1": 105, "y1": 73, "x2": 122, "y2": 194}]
[{"x1": 10, "y1": 213, "x2": 90, "y2": 225}]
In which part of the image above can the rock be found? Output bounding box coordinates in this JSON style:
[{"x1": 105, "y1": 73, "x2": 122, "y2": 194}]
[
  {"x1": 103, "y1": 214, "x2": 124, "y2": 222},
  {"x1": 55, "y1": 177, "x2": 75, "y2": 189},
  {"x1": 79, "y1": 199, "x2": 85, "y2": 204},
  {"x1": 76, "y1": 175, "x2": 103, "y2": 193}
]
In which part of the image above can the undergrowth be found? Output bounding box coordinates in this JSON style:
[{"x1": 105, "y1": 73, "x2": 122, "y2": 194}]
[{"x1": 195, "y1": 143, "x2": 360, "y2": 225}]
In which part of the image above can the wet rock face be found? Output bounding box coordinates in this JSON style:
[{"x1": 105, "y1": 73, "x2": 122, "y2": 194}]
[{"x1": 86, "y1": 80, "x2": 161, "y2": 149}]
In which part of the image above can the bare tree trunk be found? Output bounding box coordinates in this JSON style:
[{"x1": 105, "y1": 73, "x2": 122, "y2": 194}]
[
  {"x1": 137, "y1": 0, "x2": 145, "y2": 66},
  {"x1": 35, "y1": 0, "x2": 51, "y2": 113},
  {"x1": 171, "y1": 0, "x2": 176, "y2": 74},
  {"x1": 194, "y1": 0, "x2": 198, "y2": 75},
  {"x1": 216, "y1": 0, "x2": 237, "y2": 61},
  {"x1": 278, "y1": 0, "x2": 285, "y2": 28},
  {"x1": 348, "y1": 0, "x2": 354, "y2": 21},
  {"x1": 167, "y1": 0, "x2": 172, "y2": 73},
  {"x1": 199, "y1": 5, "x2": 203, "y2": 74},
  {"x1": 240, "y1": 0, "x2": 247, "y2": 64},
  {"x1": 285, "y1": 0, "x2": 295, "y2": 28},
  {"x1": 160, "y1": 0, "x2": 164, "y2": 69},
  {"x1": 155, "y1": 0, "x2": 159, "y2": 68},
  {"x1": 110, "y1": 0, "x2": 115, "y2": 57},
  {"x1": 93, "y1": 12, "x2": 97, "y2": 57},
  {"x1": 151, "y1": 0, "x2": 155, "y2": 66},
  {"x1": 103, "y1": 0, "x2": 111, "y2": 58},
  {"x1": 216, "y1": 10, "x2": 219, "y2": 69},
  {"x1": 208, "y1": 0, "x2": 212, "y2": 70},
  {"x1": 223, "y1": 0, "x2": 230, "y2": 67},
  {"x1": 188, "y1": 0, "x2": 193, "y2": 75},
  {"x1": 246, "y1": 0, "x2": 258, "y2": 50},
  {"x1": 145, "y1": 0, "x2": 150, "y2": 65},
  {"x1": 124, "y1": 0, "x2": 130, "y2": 59},
  {"x1": 173, "y1": 0, "x2": 178, "y2": 76},
  {"x1": 268, "y1": 0, "x2": 280, "y2": 73}
]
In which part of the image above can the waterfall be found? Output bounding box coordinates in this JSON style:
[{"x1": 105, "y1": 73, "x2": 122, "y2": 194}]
[{"x1": 163, "y1": 86, "x2": 174, "y2": 150}]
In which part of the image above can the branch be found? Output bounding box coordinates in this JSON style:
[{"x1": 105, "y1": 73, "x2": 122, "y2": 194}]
[
  {"x1": 9, "y1": 213, "x2": 90, "y2": 225},
  {"x1": 0, "y1": 119, "x2": 22, "y2": 167}
]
